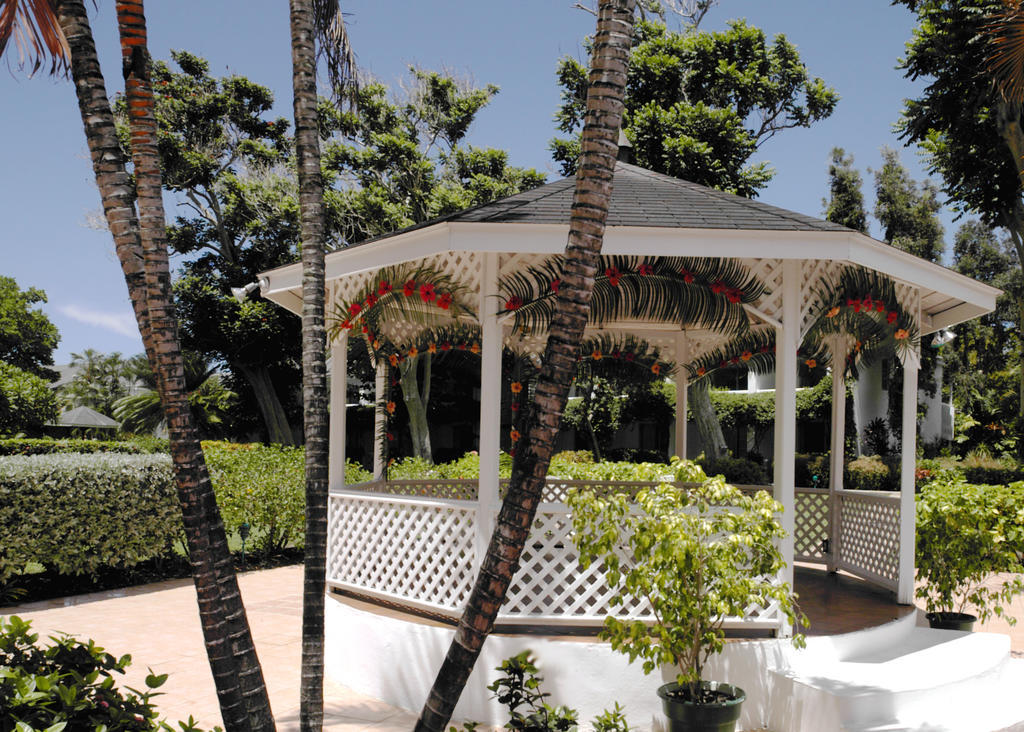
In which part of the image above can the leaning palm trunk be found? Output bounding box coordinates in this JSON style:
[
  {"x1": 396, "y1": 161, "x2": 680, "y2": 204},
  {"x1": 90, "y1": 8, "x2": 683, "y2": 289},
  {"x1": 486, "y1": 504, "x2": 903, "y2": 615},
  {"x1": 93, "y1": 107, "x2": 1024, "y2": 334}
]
[
  {"x1": 414, "y1": 2, "x2": 636, "y2": 729},
  {"x1": 55, "y1": 2, "x2": 274, "y2": 730},
  {"x1": 288, "y1": 0, "x2": 330, "y2": 728}
]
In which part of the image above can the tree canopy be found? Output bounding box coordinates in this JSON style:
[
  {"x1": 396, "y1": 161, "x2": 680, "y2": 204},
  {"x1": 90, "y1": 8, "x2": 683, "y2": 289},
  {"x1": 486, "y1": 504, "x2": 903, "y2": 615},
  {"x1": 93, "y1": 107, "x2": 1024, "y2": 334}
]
[
  {"x1": 822, "y1": 147, "x2": 869, "y2": 234},
  {"x1": 0, "y1": 276, "x2": 60, "y2": 381},
  {"x1": 551, "y1": 18, "x2": 837, "y2": 196}
]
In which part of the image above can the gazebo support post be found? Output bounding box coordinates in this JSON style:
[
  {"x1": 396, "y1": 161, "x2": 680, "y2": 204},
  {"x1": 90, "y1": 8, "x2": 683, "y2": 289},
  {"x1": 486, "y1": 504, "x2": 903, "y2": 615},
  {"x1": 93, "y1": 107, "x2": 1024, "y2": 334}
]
[
  {"x1": 373, "y1": 362, "x2": 385, "y2": 478},
  {"x1": 897, "y1": 348, "x2": 919, "y2": 604},
  {"x1": 827, "y1": 336, "x2": 847, "y2": 573},
  {"x1": 674, "y1": 330, "x2": 688, "y2": 460},
  {"x1": 476, "y1": 252, "x2": 501, "y2": 573},
  {"x1": 328, "y1": 332, "x2": 348, "y2": 490},
  {"x1": 774, "y1": 260, "x2": 799, "y2": 596}
]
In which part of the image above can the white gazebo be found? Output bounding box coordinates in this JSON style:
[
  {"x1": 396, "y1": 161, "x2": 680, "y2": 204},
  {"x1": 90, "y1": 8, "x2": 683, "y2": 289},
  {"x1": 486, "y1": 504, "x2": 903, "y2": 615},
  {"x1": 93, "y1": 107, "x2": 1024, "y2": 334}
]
[{"x1": 258, "y1": 161, "x2": 1000, "y2": 726}]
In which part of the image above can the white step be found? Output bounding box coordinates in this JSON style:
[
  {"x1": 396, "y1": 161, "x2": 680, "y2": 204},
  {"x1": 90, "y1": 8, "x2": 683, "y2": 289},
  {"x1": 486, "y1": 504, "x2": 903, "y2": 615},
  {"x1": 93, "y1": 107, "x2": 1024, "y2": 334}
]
[{"x1": 767, "y1": 612, "x2": 1024, "y2": 731}]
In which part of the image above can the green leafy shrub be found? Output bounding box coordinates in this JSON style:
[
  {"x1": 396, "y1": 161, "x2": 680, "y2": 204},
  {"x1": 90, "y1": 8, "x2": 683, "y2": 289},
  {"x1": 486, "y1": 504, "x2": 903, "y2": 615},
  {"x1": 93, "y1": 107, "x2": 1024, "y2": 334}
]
[
  {"x1": 0, "y1": 438, "x2": 159, "y2": 456},
  {"x1": 0, "y1": 454, "x2": 180, "y2": 581},
  {"x1": 0, "y1": 615, "x2": 216, "y2": 731},
  {"x1": 551, "y1": 450, "x2": 594, "y2": 465},
  {"x1": 568, "y1": 459, "x2": 804, "y2": 701},
  {"x1": 0, "y1": 362, "x2": 59, "y2": 435},
  {"x1": 794, "y1": 453, "x2": 830, "y2": 488},
  {"x1": 546, "y1": 457, "x2": 671, "y2": 482},
  {"x1": 960, "y1": 453, "x2": 1024, "y2": 485},
  {"x1": 916, "y1": 478, "x2": 1024, "y2": 623},
  {"x1": 845, "y1": 455, "x2": 896, "y2": 491},
  {"x1": 698, "y1": 455, "x2": 769, "y2": 485}
]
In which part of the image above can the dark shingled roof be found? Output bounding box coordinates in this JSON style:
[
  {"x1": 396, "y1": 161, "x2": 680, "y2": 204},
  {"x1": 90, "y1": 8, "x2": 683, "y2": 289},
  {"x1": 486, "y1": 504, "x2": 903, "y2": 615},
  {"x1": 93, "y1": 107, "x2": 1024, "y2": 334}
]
[{"x1": 447, "y1": 161, "x2": 851, "y2": 232}]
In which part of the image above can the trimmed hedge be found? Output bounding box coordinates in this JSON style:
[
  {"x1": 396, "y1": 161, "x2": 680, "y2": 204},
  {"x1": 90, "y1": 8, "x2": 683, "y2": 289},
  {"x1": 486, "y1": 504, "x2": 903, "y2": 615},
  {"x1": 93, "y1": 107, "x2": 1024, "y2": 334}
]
[
  {"x1": 0, "y1": 453, "x2": 180, "y2": 581},
  {"x1": 698, "y1": 455, "x2": 770, "y2": 485},
  {"x1": 0, "y1": 437, "x2": 169, "y2": 455}
]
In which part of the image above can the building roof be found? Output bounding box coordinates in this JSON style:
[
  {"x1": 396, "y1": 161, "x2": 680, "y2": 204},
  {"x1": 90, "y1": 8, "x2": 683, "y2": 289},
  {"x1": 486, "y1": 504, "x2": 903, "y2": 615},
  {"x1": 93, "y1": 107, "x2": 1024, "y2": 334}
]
[{"x1": 51, "y1": 405, "x2": 120, "y2": 429}]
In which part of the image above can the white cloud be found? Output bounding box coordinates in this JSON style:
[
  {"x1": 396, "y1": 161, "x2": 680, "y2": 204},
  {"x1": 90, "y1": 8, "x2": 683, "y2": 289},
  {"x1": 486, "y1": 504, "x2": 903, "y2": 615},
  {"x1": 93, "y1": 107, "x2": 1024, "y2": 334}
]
[{"x1": 57, "y1": 304, "x2": 139, "y2": 338}]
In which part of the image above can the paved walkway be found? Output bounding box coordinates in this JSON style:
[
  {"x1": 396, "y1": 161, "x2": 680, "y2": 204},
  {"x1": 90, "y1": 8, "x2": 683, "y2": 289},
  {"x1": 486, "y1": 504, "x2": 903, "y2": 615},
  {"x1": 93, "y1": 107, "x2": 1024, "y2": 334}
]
[{"x1": 4, "y1": 565, "x2": 1022, "y2": 730}]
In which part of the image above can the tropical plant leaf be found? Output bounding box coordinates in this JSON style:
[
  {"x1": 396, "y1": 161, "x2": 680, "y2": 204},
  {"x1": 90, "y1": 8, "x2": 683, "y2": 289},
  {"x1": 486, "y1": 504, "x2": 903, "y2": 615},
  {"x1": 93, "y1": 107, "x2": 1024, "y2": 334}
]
[
  {"x1": 987, "y1": 0, "x2": 1024, "y2": 103},
  {"x1": 0, "y1": 0, "x2": 71, "y2": 77},
  {"x1": 578, "y1": 332, "x2": 676, "y2": 378}
]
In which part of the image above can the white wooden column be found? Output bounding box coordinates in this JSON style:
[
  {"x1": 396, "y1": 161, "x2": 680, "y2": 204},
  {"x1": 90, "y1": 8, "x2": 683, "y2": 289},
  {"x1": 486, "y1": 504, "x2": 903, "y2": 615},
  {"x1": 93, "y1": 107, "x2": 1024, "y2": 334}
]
[
  {"x1": 674, "y1": 330, "x2": 689, "y2": 460},
  {"x1": 897, "y1": 348, "x2": 920, "y2": 604},
  {"x1": 827, "y1": 337, "x2": 846, "y2": 573},
  {"x1": 773, "y1": 260, "x2": 800, "y2": 587},
  {"x1": 328, "y1": 332, "x2": 348, "y2": 490},
  {"x1": 476, "y1": 252, "x2": 501, "y2": 570},
  {"x1": 373, "y1": 361, "x2": 386, "y2": 478}
]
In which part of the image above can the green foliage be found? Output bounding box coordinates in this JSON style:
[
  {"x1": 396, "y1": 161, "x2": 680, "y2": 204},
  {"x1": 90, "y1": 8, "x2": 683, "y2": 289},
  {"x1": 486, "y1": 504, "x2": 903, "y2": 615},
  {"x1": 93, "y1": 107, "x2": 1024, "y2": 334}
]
[
  {"x1": 960, "y1": 453, "x2": 1024, "y2": 485},
  {"x1": 822, "y1": 147, "x2": 868, "y2": 233},
  {"x1": 387, "y1": 452, "x2": 513, "y2": 480},
  {"x1": 845, "y1": 455, "x2": 895, "y2": 492},
  {"x1": 568, "y1": 460, "x2": 804, "y2": 698},
  {"x1": 0, "y1": 615, "x2": 217, "y2": 732},
  {"x1": 60, "y1": 350, "x2": 147, "y2": 419},
  {"x1": 863, "y1": 418, "x2": 892, "y2": 457},
  {"x1": 0, "y1": 276, "x2": 60, "y2": 381},
  {"x1": 0, "y1": 362, "x2": 58, "y2": 435},
  {"x1": 0, "y1": 454, "x2": 180, "y2": 582},
  {"x1": 0, "y1": 438, "x2": 162, "y2": 456},
  {"x1": 552, "y1": 19, "x2": 837, "y2": 195},
  {"x1": 698, "y1": 455, "x2": 769, "y2": 485},
  {"x1": 873, "y1": 148, "x2": 945, "y2": 263},
  {"x1": 916, "y1": 477, "x2": 1024, "y2": 622}
]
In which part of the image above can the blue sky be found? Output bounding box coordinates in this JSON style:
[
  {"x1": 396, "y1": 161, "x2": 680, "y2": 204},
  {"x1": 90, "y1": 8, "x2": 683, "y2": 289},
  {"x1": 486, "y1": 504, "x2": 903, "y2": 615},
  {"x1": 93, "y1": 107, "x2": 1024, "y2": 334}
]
[{"x1": 1, "y1": 0, "x2": 956, "y2": 364}]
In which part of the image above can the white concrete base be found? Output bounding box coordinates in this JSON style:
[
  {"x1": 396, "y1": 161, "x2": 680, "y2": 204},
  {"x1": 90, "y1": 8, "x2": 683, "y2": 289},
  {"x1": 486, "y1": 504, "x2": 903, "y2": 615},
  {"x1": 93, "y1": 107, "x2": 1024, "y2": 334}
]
[{"x1": 325, "y1": 595, "x2": 1024, "y2": 731}]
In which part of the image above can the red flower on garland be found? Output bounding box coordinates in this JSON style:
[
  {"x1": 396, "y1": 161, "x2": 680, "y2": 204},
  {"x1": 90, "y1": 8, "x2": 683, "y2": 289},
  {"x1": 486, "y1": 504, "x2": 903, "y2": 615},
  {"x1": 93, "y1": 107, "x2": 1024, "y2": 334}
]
[
  {"x1": 611, "y1": 349, "x2": 621, "y2": 359},
  {"x1": 403, "y1": 280, "x2": 416, "y2": 297},
  {"x1": 720, "y1": 360, "x2": 729, "y2": 368},
  {"x1": 760, "y1": 345, "x2": 772, "y2": 353},
  {"x1": 387, "y1": 432, "x2": 394, "y2": 441},
  {"x1": 361, "y1": 324, "x2": 368, "y2": 334},
  {"x1": 711, "y1": 280, "x2": 726, "y2": 294},
  {"x1": 340, "y1": 319, "x2": 352, "y2": 330},
  {"x1": 876, "y1": 301, "x2": 885, "y2": 313},
  {"x1": 437, "y1": 292, "x2": 453, "y2": 309},
  {"x1": 366, "y1": 293, "x2": 378, "y2": 308},
  {"x1": 680, "y1": 268, "x2": 695, "y2": 284},
  {"x1": 378, "y1": 280, "x2": 392, "y2": 295},
  {"x1": 509, "y1": 448, "x2": 517, "y2": 457},
  {"x1": 730, "y1": 356, "x2": 739, "y2": 365},
  {"x1": 637, "y1": 263, "x2": 654, "y2": 276},
  {"x1": 605, "y1": 266, "x2": 621, "y2": 286},
  {"x1": 726, "y1": 288, "x2": 743, "y2": 304},
  {"x1": 420, "y1": 283, "x2": 436, "y2": 303},
  {"x1": 441, "y1": 342, "x2": 452, "y2": 351},
  {"x1": 349, "y1": 302, "x2": 361, "y2": 317},
  {"x1": 886, "y1": 311, "x2": 898, "y2": 324},
  {"x1": 510, "y1": 402, "x2": 520, "y2": 412},
  {"x1": 624, "y1": 352, "x2": 635, "y2": 362},
  {"x1": 550, "y1": 278, "x2": 561, "y2": 293},
  {"x1": 863, "y1": 295, "x2": 874, "y2": 311},
  {"x1": 505, "y1": 295, "x2": 524, "y2": 311}
]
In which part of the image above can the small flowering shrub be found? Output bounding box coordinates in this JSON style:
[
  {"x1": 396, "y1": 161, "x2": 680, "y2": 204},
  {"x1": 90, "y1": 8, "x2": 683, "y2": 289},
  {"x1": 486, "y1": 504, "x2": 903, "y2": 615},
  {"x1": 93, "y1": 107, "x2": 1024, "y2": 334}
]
[{"x1": 0, "y1": 615, "x2": 217, "y2": 732}]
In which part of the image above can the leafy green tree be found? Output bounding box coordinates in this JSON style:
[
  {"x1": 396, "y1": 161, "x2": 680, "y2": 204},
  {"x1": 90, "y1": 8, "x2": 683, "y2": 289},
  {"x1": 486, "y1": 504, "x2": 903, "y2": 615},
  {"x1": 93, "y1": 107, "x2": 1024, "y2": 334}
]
[
  {"x1": 117, "y1": 50, "x2": 302, "y2": 445},
  {"x1": 322, "y1": 70, "x2": 545, "y2": 460},
  {"x1": 0, "y1": 276, "x2": 60, "y2": 381},
  {"x1": 551, "y1": 17, "x2": 838, "y2": 195},
  {"x1": 0, "y1": 361, "x2": 59, "y2": 435},
  {"x1": 60, "y1": 349, "x2": 137, "y2": 417},
  {"x1": 896, "y1": 0, "x2": 1024, "y2": 419},
  {"x1": 822, "y1": 147, "x2": 868, "y2": 233},
  {"x1": 873, "y1": 147, "x2": 945, "y2": 263}
]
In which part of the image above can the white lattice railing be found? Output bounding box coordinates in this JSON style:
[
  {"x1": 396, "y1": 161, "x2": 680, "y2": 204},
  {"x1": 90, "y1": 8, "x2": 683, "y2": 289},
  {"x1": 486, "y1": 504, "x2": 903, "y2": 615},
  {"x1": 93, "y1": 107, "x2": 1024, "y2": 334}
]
[{"x1": 834, "y1": 489, "x2": 901, "y2": 591}]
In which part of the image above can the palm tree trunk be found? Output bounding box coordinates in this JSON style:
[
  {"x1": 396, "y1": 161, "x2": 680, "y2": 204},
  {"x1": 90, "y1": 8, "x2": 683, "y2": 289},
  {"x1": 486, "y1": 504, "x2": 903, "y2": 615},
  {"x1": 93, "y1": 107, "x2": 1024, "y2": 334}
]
[
  {"x1": 414, "y1": 2, "x2": 635, "y2": 729},
  {"x1": 76, "y1": 2, "x2": 272, "y2": 730},
  {"x1": 400, "y1": 357, "x2": 433, "y2": 461},
  {"x1": 288, "y1": 0, "x2": 330, "y2": 728},
  {"x1": 690, "y1": 378, "x2": 728, "y2": 458}
]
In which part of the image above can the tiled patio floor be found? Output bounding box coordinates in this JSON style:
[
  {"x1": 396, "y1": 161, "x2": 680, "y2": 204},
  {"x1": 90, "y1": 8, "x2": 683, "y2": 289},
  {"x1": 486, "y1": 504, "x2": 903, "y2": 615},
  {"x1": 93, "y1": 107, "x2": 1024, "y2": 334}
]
[{"x1": 3, "y1": 564, "x2": 1022, "y2": 730}]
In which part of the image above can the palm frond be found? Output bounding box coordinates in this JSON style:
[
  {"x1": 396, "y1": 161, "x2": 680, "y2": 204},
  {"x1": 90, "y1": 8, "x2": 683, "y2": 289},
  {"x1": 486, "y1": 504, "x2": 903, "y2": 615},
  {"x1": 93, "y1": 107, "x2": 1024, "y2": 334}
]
[
  {"x1": 0, "y1": 0, "x2": 70, "y2": 77},
  {"x1": 687, "y1": 328, "x2": 829, "y2": 382},
  {"x1": 578, "y1": 332, "x2": 676, "y2": 378},
  {"x1": 804, "y1": 267, "x2": 920, "y2": 372},
  {"x1": 987, "y1": 0, "x2": 1024, "y2": 103},
  {"x1": 311, "y1": 0, "x2": 359, "y2": 107},
  {"x1": 498, "y1": 254, "x2": 766, "y2": 335}
]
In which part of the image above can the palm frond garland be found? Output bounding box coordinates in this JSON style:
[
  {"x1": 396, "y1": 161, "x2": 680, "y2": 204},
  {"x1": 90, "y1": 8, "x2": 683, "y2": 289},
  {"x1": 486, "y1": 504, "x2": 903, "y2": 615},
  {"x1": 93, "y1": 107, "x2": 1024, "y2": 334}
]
[
  {"x1": 578, "y1": 333, "x2": 676, "y2": 379},
  {"x1": 498, "y1": 255, "x2": 766, "y2": 335},
  {"x1": 685, "y1": 329, "x2": 829, "y2": 382},
  {"x1": 804, "y1": 268, "x2": 919, "y2": 371},
  {"x1": 328, "y1": 264, "x2": 475, "y2": 352}
]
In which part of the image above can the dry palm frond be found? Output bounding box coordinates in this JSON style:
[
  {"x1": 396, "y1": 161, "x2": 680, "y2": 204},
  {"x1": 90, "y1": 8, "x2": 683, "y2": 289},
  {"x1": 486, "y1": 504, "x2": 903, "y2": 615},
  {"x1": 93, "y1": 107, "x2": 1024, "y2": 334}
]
[
  {"x1": 0, "y1": 0, "x2": 70, "y2": 77},
  {"x1": 987, "y1": 0, "x2": 1024, "y2": 103},
  {"x1": 311, "y1": 0, "x2": 358, "y2": 107}
]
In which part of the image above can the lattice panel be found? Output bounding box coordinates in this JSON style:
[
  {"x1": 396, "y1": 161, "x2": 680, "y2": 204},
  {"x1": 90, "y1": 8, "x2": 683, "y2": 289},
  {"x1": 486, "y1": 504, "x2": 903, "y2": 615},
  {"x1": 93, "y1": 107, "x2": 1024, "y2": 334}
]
[
  {"x1": 794, "y1": 489, "x2": 830, "y2": 560},
  {"x1": 503, "y1": 508, "x2": 651, "y2": 620},
  {"x1": 800, "y1": 260, "x2": 844, "y2": 337},
  {"x1": 355, "y1": 479, "x2": 478, "y2": 501},
  {"x1": 837, "y1": 493, "x2": 900, "y2": 584},
  {"x1": 743, "y1": 258, "x2": 783, "y2": 323},
  {"x1": 327, "y1": 493, "x2": 476, "y2": 611}
]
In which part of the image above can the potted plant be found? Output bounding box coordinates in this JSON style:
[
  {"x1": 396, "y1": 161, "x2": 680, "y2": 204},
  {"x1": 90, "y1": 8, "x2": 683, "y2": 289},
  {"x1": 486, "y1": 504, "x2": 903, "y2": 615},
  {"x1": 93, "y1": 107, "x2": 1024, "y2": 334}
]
[
  {"x1": 916, "y1": 477, "x2": 1024, "y2": 631},
  {"x1": 568, "y1": 459, "x2": 805, "y2": 732}
]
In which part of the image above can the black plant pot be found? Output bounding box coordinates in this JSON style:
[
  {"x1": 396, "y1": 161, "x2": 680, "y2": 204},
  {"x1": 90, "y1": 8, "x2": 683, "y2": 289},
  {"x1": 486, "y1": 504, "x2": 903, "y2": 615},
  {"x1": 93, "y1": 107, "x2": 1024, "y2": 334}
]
[
  {"x1": 657, "y1": 681, "x2": 746, "y2": 732},
  {"x1": 926, "y1": 611, "x2": 977, "y2": 631}
]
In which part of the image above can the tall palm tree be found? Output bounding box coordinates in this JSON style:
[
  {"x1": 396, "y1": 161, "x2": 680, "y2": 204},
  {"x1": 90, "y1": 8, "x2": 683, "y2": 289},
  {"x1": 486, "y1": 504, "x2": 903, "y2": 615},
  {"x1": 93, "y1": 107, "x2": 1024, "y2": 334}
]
[
  {"x1": 113, "y1": 3, "x2": 275, "y2": 730},
  {"x1": 414, "y1": 2, "x2": 637, "y2": 729},
  {"x1": 288, "y1": 1, "x2": 356, "y2": 728},
  {"x1": 1, "y1": 1, "x2": 275, "y2": 729}
]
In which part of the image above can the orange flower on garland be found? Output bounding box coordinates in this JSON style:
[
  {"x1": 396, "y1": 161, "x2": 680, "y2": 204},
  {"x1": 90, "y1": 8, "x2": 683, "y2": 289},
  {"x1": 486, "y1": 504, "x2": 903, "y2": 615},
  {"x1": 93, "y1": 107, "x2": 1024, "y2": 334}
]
[
  {"x1": 388, "y1": 354, "x2": 399, "y2": 367},
  {"x1": 509, "y1": 429, "x2": 521, "y2": 443},
  {"x1": 470, "y1": 342, "x2": 480, "y2": 354},
  {"x1": 696, "y1": 366, "x2": 706, "y2": 376},
  {"x1": 592, "y1": 349, "x2": 602, "y2": 361},
  {"x1": 428, "y1": 343, "x2": 437, "y2": 354},
  {"x1": 894, "y1": 329, "x2": 909, "y2": 340},
  {"x1": 385, "y1": 401, "x2": 396, "y2": 415},
  {"x1": 605, "y1": 266, "x2": 621, "y2": 286},
  {"x1": 741, "y1": 351, "x2": 752, "y2": 362},
  {"x1": 650, "y1": 362, "x2": 661, "y2": 375},
  {"x1": 408, "y1": 346, "x2": 418, "y2": 358},
  {"x1": 854, "y1": 340, "x2": 862, "y2": 353},
  {"x1": 372, "y1": 339, "x2": 381, "y2": 350},
  {"x1": 510, "y1": 381, "x2": 523, "y2": 394},
  {"x1": 805, "y1": 358, "x2": 817, "y2": 369},
  {"x1": 826, "y1": 306, "x2": 840, "y2": 319}
]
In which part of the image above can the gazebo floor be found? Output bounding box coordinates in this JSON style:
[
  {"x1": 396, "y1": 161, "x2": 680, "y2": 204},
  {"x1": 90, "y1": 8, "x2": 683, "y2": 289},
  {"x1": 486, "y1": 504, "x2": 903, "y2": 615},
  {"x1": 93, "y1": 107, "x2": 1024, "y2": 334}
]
[{"x1": 793, "y1": 562, "x2": 914, "y2": 637}]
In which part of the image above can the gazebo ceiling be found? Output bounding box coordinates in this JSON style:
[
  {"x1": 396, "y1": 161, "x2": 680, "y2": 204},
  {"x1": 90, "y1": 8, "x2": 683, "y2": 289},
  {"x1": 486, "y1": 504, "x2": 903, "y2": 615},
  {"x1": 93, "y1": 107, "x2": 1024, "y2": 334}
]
[{"x1": 261, "y1": 162, "x2": 998, "y2": 341}]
